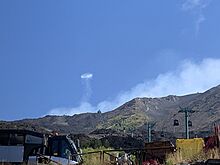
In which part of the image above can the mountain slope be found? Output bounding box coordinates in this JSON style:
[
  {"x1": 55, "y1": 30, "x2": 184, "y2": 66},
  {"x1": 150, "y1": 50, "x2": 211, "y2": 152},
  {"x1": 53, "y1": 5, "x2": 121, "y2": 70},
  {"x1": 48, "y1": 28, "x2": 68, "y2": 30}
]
[{"x1": 1, "y1": 85, "x2": 220, "y2": 135}]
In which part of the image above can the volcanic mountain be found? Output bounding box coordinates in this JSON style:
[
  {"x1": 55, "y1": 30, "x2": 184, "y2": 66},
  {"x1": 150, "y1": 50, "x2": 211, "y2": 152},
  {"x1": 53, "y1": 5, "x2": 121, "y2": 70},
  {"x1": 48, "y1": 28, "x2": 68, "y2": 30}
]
[{"x1": 1, "y1": 85, "x2": 220, "y2": 137}]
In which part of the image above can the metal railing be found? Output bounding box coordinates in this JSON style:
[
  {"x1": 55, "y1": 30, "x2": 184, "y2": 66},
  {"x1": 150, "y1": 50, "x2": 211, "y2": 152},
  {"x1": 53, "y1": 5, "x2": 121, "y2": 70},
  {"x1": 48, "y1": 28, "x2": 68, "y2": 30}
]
[{"x1": 72, "y1": 148, "x2": 148, "y2": 165}]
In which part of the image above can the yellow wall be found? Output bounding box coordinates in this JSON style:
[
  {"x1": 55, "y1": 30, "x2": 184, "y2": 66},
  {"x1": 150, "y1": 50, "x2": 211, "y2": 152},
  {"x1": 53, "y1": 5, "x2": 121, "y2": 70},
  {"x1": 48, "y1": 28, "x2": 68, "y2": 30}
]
[{"x1": 176, "y1": 138, "x2": 204, "y2": 159}]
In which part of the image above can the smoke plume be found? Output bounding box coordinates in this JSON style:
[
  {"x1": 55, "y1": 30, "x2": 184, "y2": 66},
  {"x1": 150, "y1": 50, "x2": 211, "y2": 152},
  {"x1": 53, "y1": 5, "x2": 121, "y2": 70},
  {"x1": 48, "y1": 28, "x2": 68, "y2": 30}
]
[{"x1": 49, "y1": 58, "x2": 220, "y2": 115}]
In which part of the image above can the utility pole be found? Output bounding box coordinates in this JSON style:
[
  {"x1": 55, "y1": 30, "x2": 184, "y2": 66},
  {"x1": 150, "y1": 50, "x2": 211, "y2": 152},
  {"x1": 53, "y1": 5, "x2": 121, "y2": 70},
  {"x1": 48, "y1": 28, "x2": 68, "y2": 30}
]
[
  {"x1": 178, "y1": 107, "x2": 195, "y2": 139},
  {"x1": 147, "y1": 122, "x2": 155, "y2": 142},
  {"x1": 148, "y1": 123, "x2": 152, "y2": 142}
]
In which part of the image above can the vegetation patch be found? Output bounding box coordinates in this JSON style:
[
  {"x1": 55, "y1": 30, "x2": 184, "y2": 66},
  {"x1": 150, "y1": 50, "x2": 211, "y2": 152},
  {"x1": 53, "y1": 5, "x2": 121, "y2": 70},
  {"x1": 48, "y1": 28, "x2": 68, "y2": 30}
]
[{"x1": 166, "y1": 148, "x2": 220, "y2": 165}]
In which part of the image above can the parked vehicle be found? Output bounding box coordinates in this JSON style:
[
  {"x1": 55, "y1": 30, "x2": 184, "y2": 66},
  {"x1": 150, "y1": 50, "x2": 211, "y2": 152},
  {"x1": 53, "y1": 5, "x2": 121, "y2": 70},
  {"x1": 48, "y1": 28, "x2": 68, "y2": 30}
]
[{"x1": 0, "y1": 129, "x2": 82, "y2": 165}]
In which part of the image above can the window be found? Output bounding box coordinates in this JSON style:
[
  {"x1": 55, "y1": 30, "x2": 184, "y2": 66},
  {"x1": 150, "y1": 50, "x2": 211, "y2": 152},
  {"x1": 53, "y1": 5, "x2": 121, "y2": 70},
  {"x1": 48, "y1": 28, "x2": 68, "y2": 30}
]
[
  {"x1": 0, "y1": 133, "x2": 24, "y2": 146},
  {"x1": 10, "y1": 134, "x2": 24, "y2": 145},
  {"x1": 0, "y1": 133, "x2": 9, "y2": 145},
  {"x1": 60, "y1": 140, "x2": 71, "y2": 159},
  {"x1": 51, "y1": 140, "x2": 59, "y2": 156}
]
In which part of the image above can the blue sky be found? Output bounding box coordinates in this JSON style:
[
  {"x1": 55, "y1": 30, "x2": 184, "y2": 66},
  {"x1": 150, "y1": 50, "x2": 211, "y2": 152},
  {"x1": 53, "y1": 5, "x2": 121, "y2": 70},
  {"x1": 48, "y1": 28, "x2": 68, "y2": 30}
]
[{"x1": 1, "y1": 0, "x2": 220, "y2": 120}]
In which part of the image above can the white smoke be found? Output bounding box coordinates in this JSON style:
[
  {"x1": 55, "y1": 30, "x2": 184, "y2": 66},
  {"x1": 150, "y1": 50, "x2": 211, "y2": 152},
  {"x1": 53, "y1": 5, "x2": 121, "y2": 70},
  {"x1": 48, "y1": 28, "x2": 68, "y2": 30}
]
[
  {"x1": 80, "y1": 72, "x2": 93, "y2": 102},
  {"x1": 49, "y1": 58, "x2": 220, "y2": 115},
  {"x1": 181, "y1": 0, "x2": 212, "y2": 36},
  {"x1": 182, "y1": 0, "x2": 209, "y2": 11},
  {"x1": 81, "y1": 73, "x2": 93, "y2": 79}
]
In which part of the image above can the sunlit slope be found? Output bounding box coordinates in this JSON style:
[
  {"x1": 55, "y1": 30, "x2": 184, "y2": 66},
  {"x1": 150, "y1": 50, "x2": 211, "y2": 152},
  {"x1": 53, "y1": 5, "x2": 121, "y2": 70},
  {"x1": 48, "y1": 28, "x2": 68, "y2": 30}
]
[{"x1": 1, "y1": 85, "x2": 220, "y2": 134}]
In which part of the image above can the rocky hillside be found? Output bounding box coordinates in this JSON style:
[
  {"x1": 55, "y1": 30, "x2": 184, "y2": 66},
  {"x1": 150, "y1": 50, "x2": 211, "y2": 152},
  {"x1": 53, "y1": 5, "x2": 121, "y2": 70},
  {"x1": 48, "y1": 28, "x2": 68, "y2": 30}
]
[{"x1": 1, "y1": 85, "x2": 220, "y2": 136}]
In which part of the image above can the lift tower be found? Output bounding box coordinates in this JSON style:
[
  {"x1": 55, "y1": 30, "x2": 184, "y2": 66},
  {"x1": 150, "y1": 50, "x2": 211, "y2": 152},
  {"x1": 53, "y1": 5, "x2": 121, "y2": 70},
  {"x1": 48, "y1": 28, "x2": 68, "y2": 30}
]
[{"x1": 178, "y1": 107, "x2": 195, "y2": 139}]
